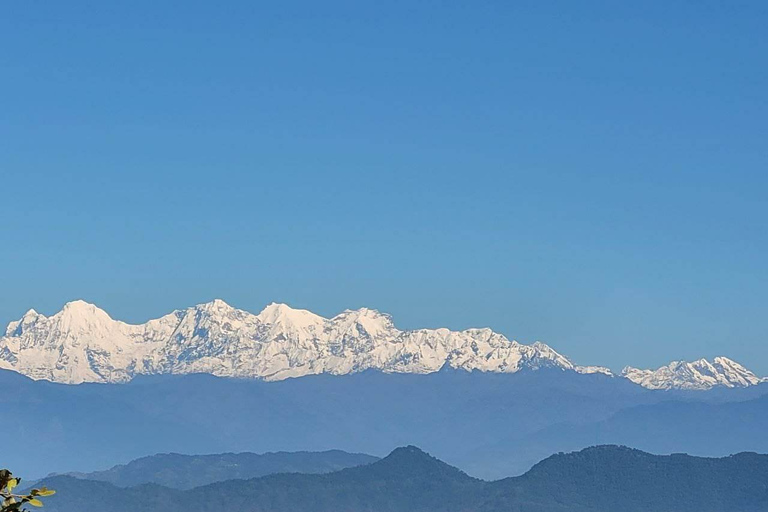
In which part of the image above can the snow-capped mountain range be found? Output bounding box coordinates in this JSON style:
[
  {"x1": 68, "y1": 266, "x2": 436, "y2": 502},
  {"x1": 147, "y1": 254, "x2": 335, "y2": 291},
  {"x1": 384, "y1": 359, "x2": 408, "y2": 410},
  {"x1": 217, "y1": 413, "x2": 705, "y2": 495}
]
[
  {"x1": 620, "y1": 357, "x2": 765, "y2": 390},
  {"x1": 0, "y1": 299, "x2": 764, "y2": 390}
]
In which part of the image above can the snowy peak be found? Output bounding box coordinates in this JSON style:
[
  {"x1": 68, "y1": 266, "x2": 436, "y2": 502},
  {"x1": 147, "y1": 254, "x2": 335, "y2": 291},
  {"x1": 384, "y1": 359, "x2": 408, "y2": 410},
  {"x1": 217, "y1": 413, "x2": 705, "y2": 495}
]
[
  {"x1": 55, "y1": 300, "x2": 117, "y2": 332},
  {"x1": 331, "y1": 308, "x2": 396, "y2": 339},
  {"x1": 621, "y1": 356, "x2": 767, "y2": 390},
  {"x1": 61, "y1": 299, "x2": 103, "y2": 312},
  {"x1": 0, "y1": 299, "x2": 761, "y2": 388},
  {"x1": 5, "y1": 308, "x2": 44, "y2": 336},
  {"x1": 0, "y1": 299, "x2": 604, "y2": 384},
  {"x1": 4, "y1": 300, "x2": 118, "y2": 339},
  {"x1": 6, "y1": 300, "x2": 119, "y2": 338},
  {"x1": 257, "y1": 302, "x2": 325, "y2": 329},
  {"x1": 195, "y1": 298, "x2": 236, "y2": 313}
]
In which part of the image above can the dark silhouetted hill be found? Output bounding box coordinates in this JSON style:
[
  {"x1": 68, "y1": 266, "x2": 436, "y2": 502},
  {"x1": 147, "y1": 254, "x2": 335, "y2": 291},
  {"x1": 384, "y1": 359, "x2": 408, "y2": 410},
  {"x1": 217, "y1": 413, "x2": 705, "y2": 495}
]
[{"x1": 37, "y1": 446, "x2": 768, "y2": 512}]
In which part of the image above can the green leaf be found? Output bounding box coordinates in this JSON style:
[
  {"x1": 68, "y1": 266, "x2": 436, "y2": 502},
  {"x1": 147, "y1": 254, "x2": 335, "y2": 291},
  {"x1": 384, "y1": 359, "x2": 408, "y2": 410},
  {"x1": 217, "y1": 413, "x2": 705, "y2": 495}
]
[
  {"x1": 27, "y1": 498, "x2": 44, "y2": 507},
  {"x1": 5, "y1": 479, "x2": 18, "y2": 493}
]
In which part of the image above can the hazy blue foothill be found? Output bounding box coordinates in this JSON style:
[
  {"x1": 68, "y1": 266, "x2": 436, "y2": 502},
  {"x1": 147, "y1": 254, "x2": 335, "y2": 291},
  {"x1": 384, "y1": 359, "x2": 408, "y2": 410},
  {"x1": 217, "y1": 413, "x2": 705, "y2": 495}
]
[
  {"x1": 59, "y1": 451, "x2": 379, "y2": 490},
  {"x1": 35, "y1": 446, "x2": 768, "y2": 512},
  {"x1": 4, "y1": 368, "x2": 767, "y2": 479}
]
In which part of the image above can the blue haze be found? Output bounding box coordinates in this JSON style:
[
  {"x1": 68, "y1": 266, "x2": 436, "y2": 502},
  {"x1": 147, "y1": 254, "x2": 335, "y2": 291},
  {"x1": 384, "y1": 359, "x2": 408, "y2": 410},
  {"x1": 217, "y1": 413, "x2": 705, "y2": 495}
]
[{"x1": 1, "y1": 1, "x2": 767, "y2": 373}]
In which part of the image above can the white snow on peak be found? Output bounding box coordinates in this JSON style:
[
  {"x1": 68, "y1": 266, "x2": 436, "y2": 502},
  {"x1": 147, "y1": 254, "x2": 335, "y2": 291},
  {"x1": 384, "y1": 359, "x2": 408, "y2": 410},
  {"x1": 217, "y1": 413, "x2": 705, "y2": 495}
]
[
  {"x1": 5, "y1": 309, "x2": 44, "y2": 337},
  {"x1": 575, "y1": 365, "x2": 615, "y2": 376},
  {"x1": 62, "y1": 299, "x2": 100, "y2": 311},
  {"x1": 0, "y1": 299, "x2": 615, "y2": 385},
  {"x1": 621, "y1": 356, "x2": 767, "y2": 390},
  {"x1": 5, "y1": 300, "x2": 760, "y2": 389},
  {"x1": 198, "y1": 298, "x2": 234, "y2": 310},
  {"x1": 57, "y1": 300, "x2": 114, "y2": 327},
  {"x1": 257, "y1": 302, "x2": 325, "y2": 329}
]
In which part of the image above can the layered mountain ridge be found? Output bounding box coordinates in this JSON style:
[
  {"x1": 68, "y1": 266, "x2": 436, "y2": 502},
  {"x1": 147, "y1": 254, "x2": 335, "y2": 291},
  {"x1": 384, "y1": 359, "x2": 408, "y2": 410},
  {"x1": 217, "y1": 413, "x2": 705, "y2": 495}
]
[
  {"x1": 34, "y1": 446, "x2": 768, "y2": 512},
  {"x1": 0, "y1": 299, "x2": 764, "y2": 389},
  {"x1": 60, "y1": 450, "x2": 379, "y2": 489}
]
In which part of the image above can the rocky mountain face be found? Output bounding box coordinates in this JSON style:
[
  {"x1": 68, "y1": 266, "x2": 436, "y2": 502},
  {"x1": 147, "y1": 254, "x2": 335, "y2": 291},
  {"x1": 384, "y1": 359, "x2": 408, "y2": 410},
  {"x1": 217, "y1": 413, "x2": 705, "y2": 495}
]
[
  {"x1": 0, "y1": 299, "x2": 610, "y2": 384},
  {"x1": 0, "y1": 299, "x2": 763, "y2": 389}
]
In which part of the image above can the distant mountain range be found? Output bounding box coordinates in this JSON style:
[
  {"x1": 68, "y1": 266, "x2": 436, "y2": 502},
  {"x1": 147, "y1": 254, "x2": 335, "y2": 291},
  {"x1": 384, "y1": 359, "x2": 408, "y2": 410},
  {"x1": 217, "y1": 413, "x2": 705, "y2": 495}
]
[
  {"x1": 4, "y1": 367, "x2": 768, "y2": 479},
  {"x1": 59, "y1": 450, "x2": 378, "y2": 489},
  {"x1": 622, "y1": 356, "x2": 765, "y2": 389},
  {"x1": 36, "y1": 446, "x2": 768, "y2": 512},
  {"x1": 1, "y1": 299, "x2": 764, "y2": 389}
]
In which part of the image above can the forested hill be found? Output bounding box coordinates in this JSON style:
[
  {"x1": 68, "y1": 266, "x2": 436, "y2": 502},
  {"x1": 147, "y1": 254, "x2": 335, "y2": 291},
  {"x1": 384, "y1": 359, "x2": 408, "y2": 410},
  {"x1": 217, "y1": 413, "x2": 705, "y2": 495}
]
[{"x1": 38, "y1": 445, "x2": 768, "y2": 512}]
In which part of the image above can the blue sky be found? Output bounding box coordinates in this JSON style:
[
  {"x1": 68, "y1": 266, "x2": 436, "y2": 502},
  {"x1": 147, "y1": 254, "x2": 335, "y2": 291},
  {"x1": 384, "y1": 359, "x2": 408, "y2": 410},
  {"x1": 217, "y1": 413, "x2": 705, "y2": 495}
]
[{"x1": 1, "y1": 1, "x2": 766, "y2": 373}]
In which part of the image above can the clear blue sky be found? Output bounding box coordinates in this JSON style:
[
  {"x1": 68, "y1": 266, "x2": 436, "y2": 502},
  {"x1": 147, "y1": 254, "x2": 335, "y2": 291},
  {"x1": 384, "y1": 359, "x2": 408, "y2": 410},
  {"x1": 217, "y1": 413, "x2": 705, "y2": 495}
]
[{"x1": 1, "y1": 1, "x2": 766, "y2": 373}]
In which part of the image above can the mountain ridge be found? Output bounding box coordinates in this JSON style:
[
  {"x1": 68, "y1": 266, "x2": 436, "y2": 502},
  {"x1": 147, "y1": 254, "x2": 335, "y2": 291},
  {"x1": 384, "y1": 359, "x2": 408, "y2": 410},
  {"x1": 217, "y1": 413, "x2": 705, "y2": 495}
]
[
  {"x1": 57, "y1": 449, "x2": 379, "y2": 490},
  {"x1": 0, "y1": 299, "x2": 609, "y2": 384},
  {"x1": 622, "y1": 356, "x2": 765, "y2": 389},
  {"x1": 0, "y1": 299, "x2": 763, "y2": 390},
  {"x1": 34, "y1": 445, "x2": 768, "y2": 512}
]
